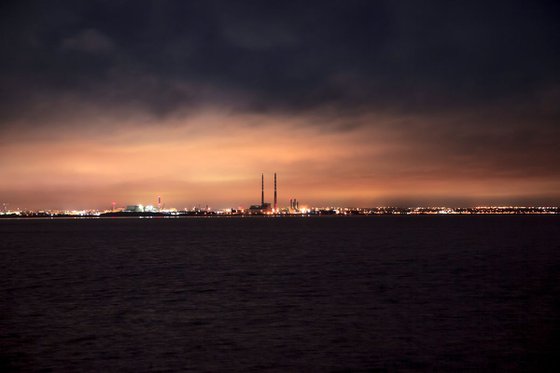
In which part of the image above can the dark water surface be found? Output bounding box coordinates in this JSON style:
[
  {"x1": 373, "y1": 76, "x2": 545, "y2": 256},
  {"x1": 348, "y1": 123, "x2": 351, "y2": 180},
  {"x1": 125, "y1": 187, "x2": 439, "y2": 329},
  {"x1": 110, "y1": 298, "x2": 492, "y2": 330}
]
[{"x1": 1, "y1": 216, "x2": 559, "y2": 371}]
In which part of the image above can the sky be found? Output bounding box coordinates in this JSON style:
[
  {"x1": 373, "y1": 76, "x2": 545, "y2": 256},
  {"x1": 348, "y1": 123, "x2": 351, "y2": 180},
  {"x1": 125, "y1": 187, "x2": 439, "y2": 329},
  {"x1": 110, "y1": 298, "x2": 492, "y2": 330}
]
[{"x1": 1, "y1": 0, "x2": 559, "y2": 210}]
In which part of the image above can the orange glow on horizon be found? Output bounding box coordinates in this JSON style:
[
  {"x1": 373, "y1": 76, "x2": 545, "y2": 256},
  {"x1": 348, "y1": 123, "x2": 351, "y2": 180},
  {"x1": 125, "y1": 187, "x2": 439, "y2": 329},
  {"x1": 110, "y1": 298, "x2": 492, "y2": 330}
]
[{"x1": 1, "y1": 111, "x2": 558, "y2": 209}]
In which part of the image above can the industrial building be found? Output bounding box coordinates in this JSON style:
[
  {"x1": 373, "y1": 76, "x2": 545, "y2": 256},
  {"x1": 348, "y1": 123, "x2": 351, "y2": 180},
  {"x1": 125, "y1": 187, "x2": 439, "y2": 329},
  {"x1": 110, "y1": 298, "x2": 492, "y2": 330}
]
[{"x1": 248, "y1": 173, "x2": 278, "y2": 214}]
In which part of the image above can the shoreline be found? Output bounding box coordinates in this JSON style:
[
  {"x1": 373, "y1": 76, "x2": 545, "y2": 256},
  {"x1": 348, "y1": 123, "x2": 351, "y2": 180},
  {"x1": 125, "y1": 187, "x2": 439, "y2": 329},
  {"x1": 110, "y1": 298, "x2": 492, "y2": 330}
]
[{"x1": 1, "y1": 213, "x2": 558, "y2": 220}]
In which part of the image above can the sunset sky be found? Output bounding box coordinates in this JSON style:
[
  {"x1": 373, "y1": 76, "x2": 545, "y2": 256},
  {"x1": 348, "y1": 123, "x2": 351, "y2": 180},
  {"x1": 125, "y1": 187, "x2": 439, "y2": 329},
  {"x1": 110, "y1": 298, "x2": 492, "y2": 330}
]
[{"x1": 1, "y1": 1, "x2": 559, "y2": 210}]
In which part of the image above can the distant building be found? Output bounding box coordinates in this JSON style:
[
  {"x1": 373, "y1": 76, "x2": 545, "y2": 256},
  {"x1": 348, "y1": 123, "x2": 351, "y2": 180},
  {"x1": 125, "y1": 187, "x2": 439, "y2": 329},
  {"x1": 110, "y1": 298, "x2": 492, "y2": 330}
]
[
  {"x1": 125, "y1": 205, "x2": 144, "y2": 212},
  {"x1": 248, "y1": 202, "x2": 272, "y2": 214},
  {"x1": 248, "y1": 173, "x2": 275, "y2": 213}
]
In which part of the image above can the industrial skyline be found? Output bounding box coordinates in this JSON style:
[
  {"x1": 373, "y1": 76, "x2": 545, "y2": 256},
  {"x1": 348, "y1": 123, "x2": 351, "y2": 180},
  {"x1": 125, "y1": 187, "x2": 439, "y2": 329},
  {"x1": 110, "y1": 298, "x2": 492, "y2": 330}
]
[
  {"x1": 1, "y1": 172, "x2": 558, "y2": 217},
  {"x1": 0, "y1": 172, "x2": 558, "y2": 213},
  {"x1": 252, "y1": 172, "x2": 281, "y2": 213}
]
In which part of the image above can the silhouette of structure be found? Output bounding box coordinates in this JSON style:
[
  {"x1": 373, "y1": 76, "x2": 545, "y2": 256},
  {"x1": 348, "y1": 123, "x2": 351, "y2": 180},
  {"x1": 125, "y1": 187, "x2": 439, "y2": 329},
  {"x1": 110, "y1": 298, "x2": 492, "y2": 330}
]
[
  {"x1": 249, "y1": 172, "x2": 274, "y2": 213},
  {"x1": 290, "y1": 198, "x2": 299, "y2": 211},
  {"x1": 274, "y1": 173, "x2": 277, "y2": 212}
]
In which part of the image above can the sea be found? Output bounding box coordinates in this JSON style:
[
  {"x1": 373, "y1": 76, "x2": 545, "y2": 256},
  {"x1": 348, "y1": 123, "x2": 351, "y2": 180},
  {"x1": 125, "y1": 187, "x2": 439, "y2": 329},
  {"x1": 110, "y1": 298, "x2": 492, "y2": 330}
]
[{"x1": 1, "y1": 216, "x2": 559, "y2": 372}]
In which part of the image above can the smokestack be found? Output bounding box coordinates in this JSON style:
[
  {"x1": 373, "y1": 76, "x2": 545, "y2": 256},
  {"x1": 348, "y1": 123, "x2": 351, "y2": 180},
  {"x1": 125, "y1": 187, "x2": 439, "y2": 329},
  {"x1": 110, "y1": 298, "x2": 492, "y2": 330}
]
[
  {"x1": 274, "y1": 173, "x2": 277, "y2": 212},
  {"x1": 261, "y1": 173, "x2": 264, "y2": 207}
]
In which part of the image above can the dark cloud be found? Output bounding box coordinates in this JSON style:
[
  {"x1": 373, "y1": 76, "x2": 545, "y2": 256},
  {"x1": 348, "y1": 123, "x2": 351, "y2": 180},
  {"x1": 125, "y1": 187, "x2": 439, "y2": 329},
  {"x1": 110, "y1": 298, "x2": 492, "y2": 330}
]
[{"x1": 2, "y1": 0, "x2": 559, "y2": 122}]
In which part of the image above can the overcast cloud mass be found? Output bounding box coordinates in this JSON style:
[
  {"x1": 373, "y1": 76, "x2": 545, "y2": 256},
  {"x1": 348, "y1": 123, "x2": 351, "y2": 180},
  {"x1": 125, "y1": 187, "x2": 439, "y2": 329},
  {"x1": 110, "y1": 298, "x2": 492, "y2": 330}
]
[{"x1": 1, "y1": 0, "x2": 559, "y2": 209}]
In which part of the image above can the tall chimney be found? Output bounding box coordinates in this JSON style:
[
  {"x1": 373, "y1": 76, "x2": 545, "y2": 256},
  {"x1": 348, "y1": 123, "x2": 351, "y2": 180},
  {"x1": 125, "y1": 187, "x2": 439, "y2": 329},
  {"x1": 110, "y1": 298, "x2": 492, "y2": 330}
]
[
  {"x1": 274, "y1": 173, "x2": 277, "y2": 212},
  {"x1": 261, "y1": 173, "x2": 264, "y2": 207}
]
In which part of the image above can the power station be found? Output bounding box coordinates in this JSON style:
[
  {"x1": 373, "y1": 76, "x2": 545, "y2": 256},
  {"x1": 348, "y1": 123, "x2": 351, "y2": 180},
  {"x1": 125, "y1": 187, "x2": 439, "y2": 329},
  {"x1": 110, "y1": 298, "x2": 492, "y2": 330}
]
[
  {"x1": 104, "y1": 172, "x2": 300, "y2": 216},
  {"x1": 249, "y1": 172, "x2": 278, "y2": 213}
]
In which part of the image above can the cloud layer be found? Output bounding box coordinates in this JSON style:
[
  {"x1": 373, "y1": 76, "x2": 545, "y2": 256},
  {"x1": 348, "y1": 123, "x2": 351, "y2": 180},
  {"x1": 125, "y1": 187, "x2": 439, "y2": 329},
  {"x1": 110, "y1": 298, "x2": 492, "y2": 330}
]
[{"x1": 1, "y1": 0, "x2": 559, "y2": 208}]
